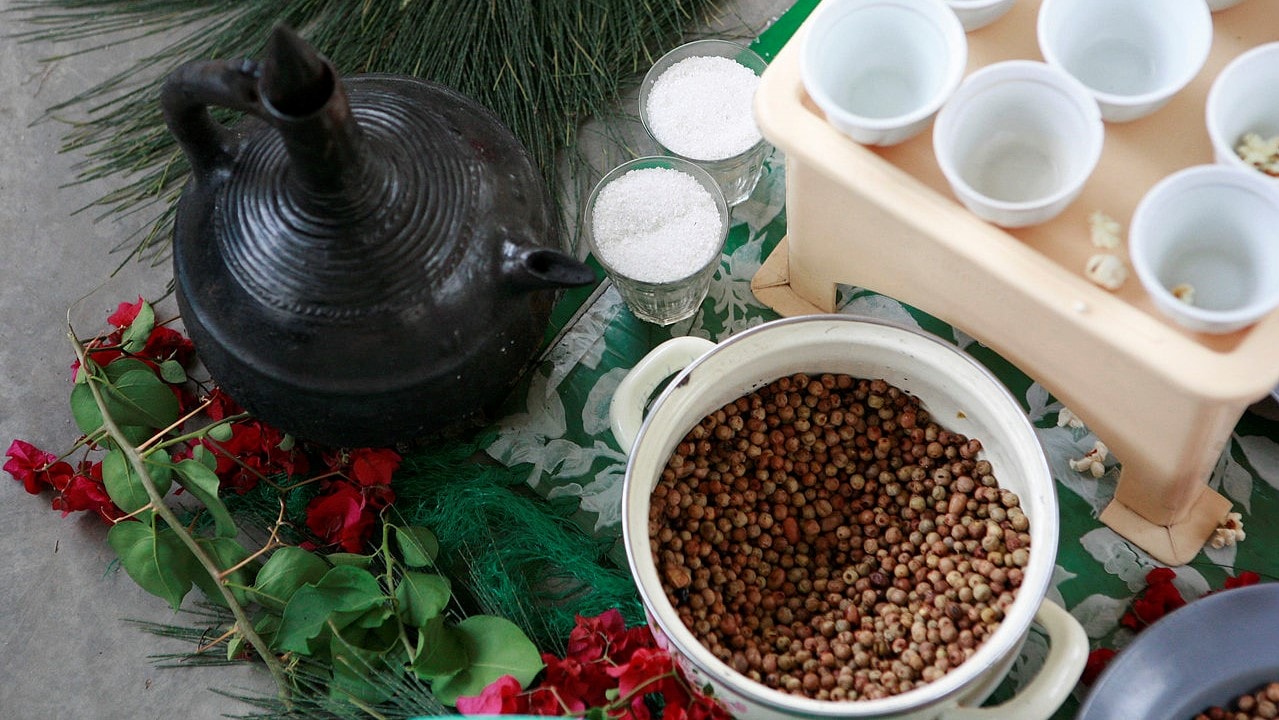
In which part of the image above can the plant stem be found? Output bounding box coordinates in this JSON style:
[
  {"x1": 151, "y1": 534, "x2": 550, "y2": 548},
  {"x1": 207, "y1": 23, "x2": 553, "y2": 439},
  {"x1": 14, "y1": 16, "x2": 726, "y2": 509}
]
[
  {"x1": 68, "y1": 326, "x2": 293, "y2": 705},
  {"x1": 218, "y1": 500, "x2": 287, "y2": 580},
  {"x1": 136, "y1": 398, "x2": 219, "y2": 452}
]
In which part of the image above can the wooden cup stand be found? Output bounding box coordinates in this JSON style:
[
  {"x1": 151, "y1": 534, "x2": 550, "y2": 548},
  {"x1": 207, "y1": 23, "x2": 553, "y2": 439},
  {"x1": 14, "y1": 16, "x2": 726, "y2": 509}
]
[{"x1": 750, "y1": 0, "x2": 1279, "y2": 565}]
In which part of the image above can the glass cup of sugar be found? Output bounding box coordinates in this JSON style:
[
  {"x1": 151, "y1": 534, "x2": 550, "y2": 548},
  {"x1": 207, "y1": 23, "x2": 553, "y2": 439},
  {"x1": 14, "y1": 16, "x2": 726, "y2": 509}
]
[
  {"x1": 1037, "y1": 0, "x2": 1213, "y2": 123},
  {"x1": 583, "y1": 156, "x2": 730, "y2": 326},
  {"x1": 639, "y1": 39, "x2": 770, "y2": 207},
  {"x1": 933, "y1": 60, "x2": 1104, "y2": 228}
]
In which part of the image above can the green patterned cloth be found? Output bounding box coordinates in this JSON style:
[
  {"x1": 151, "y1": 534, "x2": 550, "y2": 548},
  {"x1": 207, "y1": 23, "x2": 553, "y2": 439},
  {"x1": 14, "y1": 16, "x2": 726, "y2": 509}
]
[{"x1": 483, "y1": 2, "x2": 1279, "y2": 716}]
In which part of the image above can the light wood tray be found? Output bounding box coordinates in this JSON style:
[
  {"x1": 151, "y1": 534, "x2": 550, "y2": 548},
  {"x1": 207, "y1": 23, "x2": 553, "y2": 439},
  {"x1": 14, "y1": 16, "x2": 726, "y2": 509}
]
[{"x1": 751, "y1": 0, "x2": 1279, "y2": 564}]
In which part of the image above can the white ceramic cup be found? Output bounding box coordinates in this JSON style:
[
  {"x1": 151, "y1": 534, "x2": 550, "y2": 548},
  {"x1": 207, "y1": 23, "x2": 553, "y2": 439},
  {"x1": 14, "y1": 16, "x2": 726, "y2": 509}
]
[
  {"x1": 946, "y1": 0, "x2": 1016, "y2": 31},
  {"x1": 801, "y1": 0, "x2": 967, "y2": 146},
  {"x1": 1206, "y1": 42, "x2": 1279, "y2": 189},
  {"x1": 1037, "y1": 0, "x2": 1213, "y2": 123},
  {"x1": 933, "y1": 60, "x2": 1104, "y2": 228},
  {"x1": 1130, "y1": 165, "x2": 1279, "y2": 334}
]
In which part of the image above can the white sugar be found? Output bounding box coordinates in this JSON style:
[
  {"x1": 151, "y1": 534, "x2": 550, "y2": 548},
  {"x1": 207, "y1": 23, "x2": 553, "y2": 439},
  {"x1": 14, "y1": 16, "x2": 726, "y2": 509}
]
[
  {"x1": 591, "y1": 167, "x2": 723, "y2": 284},
  {"x1": 646, "y1": 55, "x2": 762, "y2": 161}
]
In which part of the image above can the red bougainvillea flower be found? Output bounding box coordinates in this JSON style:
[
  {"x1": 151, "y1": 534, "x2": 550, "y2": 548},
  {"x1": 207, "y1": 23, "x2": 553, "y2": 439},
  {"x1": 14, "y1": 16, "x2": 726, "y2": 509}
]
[
  {"x1": 73, "y1": 297, "x2": 196, "y2": 381},
  {"x1": 567, "y1": 607, "x2": 628, "y2": 662},
  {"x1": 608, "y1": 646, "x2": 677, "y2": 702},
  {"x1": 319, "y1": 447, "x2": 403, "y2": 487},
  {"x1": 1081, "y1": 647, "x2": 1117, "y2": 686},
  {"x1": 455, "y1": 674, "x2": 528, "y2": 715},
  {"x1": 567, "y1": 607, "x2": 655, "y2": 672},
  {"x1": 347, "y1": 448, "x2": 401, "y2": 487},
  {"x1": 141, "y1": 325, "x2": 196, "y2": 367},
  {"x1": 203, "y1": 387, "x2": 244, "y2": 421},
  {"x1": 52, "y1": 462, "x2": 122, "y2": 523},
  {"x1": 1223, "y1": 571, "x2": 1261, "y2": 590},
  {"x1": 1120, "y1": 567, "x2": 1185, "y2": 630},
  {"x1": 676, "y1": 697, "x2": 733, "y2": 720},
  {"x1": 305, "y1": 482, "x2": 378, "y2": 553},
  {"x1": 4, "y1": 439, "x2": 58, "y2": 494},
  {"x1": 200, "y1": 420, "x2": 310, "y2": 494},
  {"x1": 458, "y1": 610, "x2": 731, "y2": 720},
  {"x1": 107, "y1": 297, "x2": 145, "y2": 328},
  {"x1": 544, "y1": 653, "x2": 612, "y2": 711}
]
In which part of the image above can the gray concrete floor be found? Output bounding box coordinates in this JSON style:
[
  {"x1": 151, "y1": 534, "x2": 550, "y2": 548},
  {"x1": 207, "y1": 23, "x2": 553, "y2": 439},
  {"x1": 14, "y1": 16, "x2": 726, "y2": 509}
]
[{"x1": 0, "y1": 2, "x2": 793, "y2": 718}]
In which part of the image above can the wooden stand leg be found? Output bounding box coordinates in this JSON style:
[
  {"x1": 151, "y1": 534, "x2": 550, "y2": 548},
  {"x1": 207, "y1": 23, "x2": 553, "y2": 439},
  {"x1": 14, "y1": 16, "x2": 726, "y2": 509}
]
[
  {"x1": 751, "y1": 235, "x2": 836, "y2": 315},
  {"x1": 1099, "y1": 484, "x2": 1232, "y2": 566}
]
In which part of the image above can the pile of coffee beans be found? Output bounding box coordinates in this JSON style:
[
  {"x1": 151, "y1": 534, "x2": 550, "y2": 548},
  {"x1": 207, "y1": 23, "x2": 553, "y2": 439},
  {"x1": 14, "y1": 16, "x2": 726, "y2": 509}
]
[
  {"x1": 649, "y1": 373, "x2": 1029, "y2": 701},
  {"x1": 1195, "y1": 683, "x2": 1279, "y2": 719}
]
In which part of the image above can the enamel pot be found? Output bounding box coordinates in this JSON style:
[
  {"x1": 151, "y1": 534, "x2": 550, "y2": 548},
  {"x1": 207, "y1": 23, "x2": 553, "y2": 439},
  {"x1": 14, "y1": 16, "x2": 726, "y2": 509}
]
[{"x1": 612, "y1": 315, "x2": 1086, "y2": 720}]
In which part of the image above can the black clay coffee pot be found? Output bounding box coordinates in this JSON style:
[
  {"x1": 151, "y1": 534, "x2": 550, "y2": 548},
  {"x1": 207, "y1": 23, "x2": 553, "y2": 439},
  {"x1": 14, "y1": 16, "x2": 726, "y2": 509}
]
[{"x1": 162, "y1": 26, "x2": 595, "y2": 446}]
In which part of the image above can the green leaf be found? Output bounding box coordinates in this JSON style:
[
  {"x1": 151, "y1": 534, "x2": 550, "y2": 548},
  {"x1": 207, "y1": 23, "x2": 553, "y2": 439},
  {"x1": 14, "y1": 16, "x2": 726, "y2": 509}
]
[
  {"x1": 329, "y1": 625, "x2": 399, "y2": 705},
  {"x1": 409, "y1": 615, "x2": 468, "y2": 681},
  {"x1": 70, "y1": 383, "x2": 152, "y2": 446},
  {"x1": 158, "y1": 359, "x2": 187, "y2": 384},
  {"x1": 254, "y1": 612, "x2": 282, "y2": 649},
  {"x1": 107, "y1": 518, "x2": 197, "y2": 611},
  {"x1": 338, "y1": 605, "x2": 398, "y2": 650},
  {"x1": 70, "y1": 381, "x2": 104, "y2": 436},
  {"x1": 120, "y1": 300, "x2": 155, "y2": 353},
  {"x1": 191, "y1": 536, "x2": 252, "y2": 606},
  {"x1": 102, "y1": 448, "x2": 172, "y2": 515},
  {"x1": 102, "y1": 358, "x2": 153, "y2": 381},
  {"x1": 326, "y1": 553, "x2": 374, "y2": 569},
  {"x1": 250, "y1": 547, "x2": 329, "y2": 612},
  {"x1": 190, "y1": 444, "x2": 218, "y2": 471},
  {"x1": 394, "y1": 525, "x2": 440, "y2": 568},
  {"x1": 226, "y1": 634, "x2": 244, "y2": 662},
  {"x1": 100, "y1": 367, "x2": 180, "y2": 430},
  {"x1": 171, "y1": 458, "x2": 236, "y2": 538},
  {"x1": 429, "y1": 616, "x2": 543, "y2": 705},
  {"x1": 275, "y1": 566, "x2": 385, "y2": 655},
  {"x1": 395, "y1": 571, "x2": 451, "y2": 628},
  {"x1": 277, "y1": 433, "x2": 295, "y2": 452},
  {"x1": 206, "y1": 421, "x2": 234, "y2": 443}
]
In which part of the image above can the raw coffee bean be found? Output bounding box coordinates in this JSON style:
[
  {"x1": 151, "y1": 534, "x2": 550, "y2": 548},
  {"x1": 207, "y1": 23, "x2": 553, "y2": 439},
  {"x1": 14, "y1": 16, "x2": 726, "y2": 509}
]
[{"x1": 649, "y1": 373, "x2": 1029, "y2": 702}]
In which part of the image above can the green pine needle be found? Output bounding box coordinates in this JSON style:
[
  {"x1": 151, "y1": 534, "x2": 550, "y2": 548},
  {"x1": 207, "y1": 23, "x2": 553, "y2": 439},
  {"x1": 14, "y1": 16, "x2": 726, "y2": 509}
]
[{"x1": 11, "y1": 0, "x2": 724, "y2": 265}]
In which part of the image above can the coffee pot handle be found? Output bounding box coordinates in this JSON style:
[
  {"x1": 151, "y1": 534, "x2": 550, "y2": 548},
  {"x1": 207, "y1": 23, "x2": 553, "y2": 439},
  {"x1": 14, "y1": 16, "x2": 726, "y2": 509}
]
[{"x1": 160, "y1": 58, "x2": 266, "y2": 179}]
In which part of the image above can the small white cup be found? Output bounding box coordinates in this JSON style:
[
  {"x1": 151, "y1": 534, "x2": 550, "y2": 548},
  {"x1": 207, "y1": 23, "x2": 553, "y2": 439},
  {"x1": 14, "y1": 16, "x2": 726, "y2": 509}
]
[
  {"x1": 946, "y1": 0, "x2": 1016, "y2": 31},
  {"x1": 1037, "y1": 0, "x2": 1213, "y2": 123},
  {"x1": 1206, "y1": 42, "x2": 1279, "y2": 189},
  {"x1": 933, "y1": 60, "x2": 1104, "y2": 227},
  {"x1": 1130, "y1": 165, "x2": 1279, "y2": 334},
  {"x1": 801, "y1": 0, "x2": 967, "y2": 146}
]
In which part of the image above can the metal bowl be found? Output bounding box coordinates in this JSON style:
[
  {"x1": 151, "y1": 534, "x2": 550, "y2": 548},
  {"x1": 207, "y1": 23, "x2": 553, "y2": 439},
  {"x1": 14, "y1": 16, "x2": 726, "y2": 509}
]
[
  {"x1": 613, "y1": 315, "x2": 1087, "y2": 719},
  {"x1": 1077, "y1": 582, "x2": 1279, "y2": 719}
]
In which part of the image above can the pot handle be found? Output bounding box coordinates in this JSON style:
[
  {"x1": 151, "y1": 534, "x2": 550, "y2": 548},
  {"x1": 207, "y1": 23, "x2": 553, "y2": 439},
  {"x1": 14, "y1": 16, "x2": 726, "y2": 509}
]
[
  {"x1": 610, "y1": 336, "x2": 717, "y2": 454},
  {"x1": 160, "y1": 58, "x2": 266, "y2": 180},
  {"x1": 941, "y1": 600, "x2": 1087, "y2": 720}
]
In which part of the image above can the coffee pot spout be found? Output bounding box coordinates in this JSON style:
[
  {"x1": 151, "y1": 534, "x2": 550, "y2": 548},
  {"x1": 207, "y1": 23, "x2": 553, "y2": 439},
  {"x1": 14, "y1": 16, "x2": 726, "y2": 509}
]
[{"x1": 503, "y1": 240, "x2": 597, "y2": 292}]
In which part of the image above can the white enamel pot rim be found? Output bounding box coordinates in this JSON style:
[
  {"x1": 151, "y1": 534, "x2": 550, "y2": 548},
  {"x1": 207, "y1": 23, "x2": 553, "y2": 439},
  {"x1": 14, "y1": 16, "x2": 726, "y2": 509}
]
[{"x1": 616, "y1": 315, "x2": 1083, "y2": 719}]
